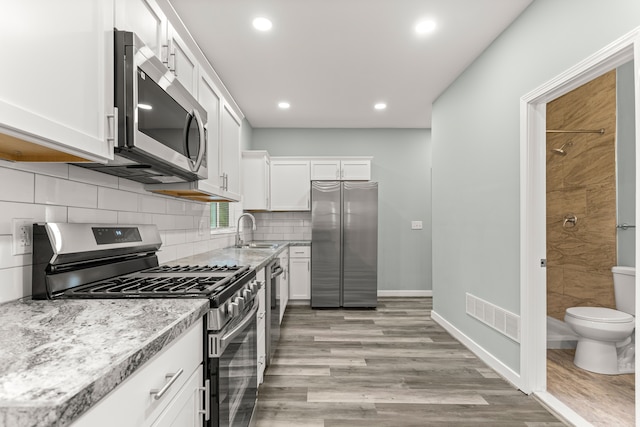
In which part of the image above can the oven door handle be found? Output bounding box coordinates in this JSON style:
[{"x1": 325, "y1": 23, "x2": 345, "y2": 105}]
[
  {"x1": 271, "y1": 266, "x2": 284, "y2": 279},
  {"x1": 220, "y1": 304, "x2": 259, "y2": 351}
]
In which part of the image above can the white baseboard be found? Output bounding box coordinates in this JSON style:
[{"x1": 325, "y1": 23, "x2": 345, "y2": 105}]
[
  {"x1": 377, "y1": 290, "x2": 432, "y2": 297},
  {"x1": 534, "y1": 391, "x2": 593, "y2": 427},
  {"x1": 431, "y1": 310, "x2": 521, "y2": 389}
]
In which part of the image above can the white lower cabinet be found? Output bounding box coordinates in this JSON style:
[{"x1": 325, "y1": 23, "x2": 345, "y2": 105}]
[
  {"x1": 71, "y1": 320, "x2": 205, "y2": 427},
  {"x1": 289, "y1": 246, "x2": 311, "y2": 301},
  {"x1": 256, "y1": 268, "x2": 267, "y2": 384},
  {"x1": 152, "y1": 365, "x2": 204, "y2": 427}
]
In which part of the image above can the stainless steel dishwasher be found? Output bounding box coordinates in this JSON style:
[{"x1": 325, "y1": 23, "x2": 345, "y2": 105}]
[{"x1": 265, "y1": 257, "x2": 284, "y2": 366}]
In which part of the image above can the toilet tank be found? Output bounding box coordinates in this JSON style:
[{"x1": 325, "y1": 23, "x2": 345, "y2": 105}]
[{"x1": 612, "y1": 266, "x2": 636, "y2": 315}]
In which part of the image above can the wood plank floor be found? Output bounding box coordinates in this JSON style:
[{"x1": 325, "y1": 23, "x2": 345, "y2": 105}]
[
  {"x1": 547, "y1": 349, "x2": 635, "y2": 426},
  {"x1": 254, "y1": 297, "x2": 565, "y2": 426}
]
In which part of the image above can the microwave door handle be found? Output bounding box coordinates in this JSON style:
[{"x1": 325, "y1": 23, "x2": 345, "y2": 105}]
[{"x1": 184, "y1": 109, "x2": 206, "y2": 173}]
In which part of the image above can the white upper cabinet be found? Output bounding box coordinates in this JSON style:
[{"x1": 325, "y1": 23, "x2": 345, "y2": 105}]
[
  {"x1": 197, "y1": 71, "x2": 222, "y2": 193},
  {"x1": 220, "y1": 104, "x2": 241, "y2": 200},
  {"x1": 0, "y1": 0, "x2": 115, "y2": 162},
  {"x1": 242, "y1": 151, "x2": 270, "y2": 211},
  {"x1": 115, "y1": 0, "x2": 199, "y2": 97},
  {"x1": 310, "y1": 158, "x2": 371, "y2": 181},
  {"x1": 270, "y1": 160, "x2": 311, "y2": 211},
  {"x1": 167, "y1": 23, "x2": 199, "y2": 96},
  {"x1": 115, "y1": 0, "x2": 167, "y2": 59}
]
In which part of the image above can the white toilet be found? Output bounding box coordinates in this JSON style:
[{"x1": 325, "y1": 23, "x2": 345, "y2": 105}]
[{"x1": 564, "y1": 266, "x2": 635, "y2": 375}]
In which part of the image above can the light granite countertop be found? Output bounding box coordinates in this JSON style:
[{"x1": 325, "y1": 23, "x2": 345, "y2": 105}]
[
  {"x1": 171, "y1": 240, "x2": 309, "y2": 271},
  {"x1": 0, "y1": 240, "x2": 308, "y2": 427}
]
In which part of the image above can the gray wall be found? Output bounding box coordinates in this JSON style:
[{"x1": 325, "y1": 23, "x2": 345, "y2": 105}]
[
  {"x1": 251, "y1": 128, "x2": 432, "y2": 293},
  {"x1": 432, "y1": 0, "x2": 640, "y2": 373},
  {"x1": 617, "y1": 61, "x2": 636, "y2": 267}
]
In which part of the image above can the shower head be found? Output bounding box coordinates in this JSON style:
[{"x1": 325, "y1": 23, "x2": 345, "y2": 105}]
[{"x1": 551, "y1": 141, "x2": 573, "y2": 156}]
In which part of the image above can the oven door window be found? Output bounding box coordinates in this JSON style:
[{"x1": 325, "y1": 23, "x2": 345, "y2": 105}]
[{"x1": 211, "y1": 312, "x2": 257, "y2": 427}]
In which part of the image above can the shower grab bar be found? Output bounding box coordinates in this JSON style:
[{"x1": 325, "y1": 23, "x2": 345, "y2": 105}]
[
  {"x1": 616, "y1": 223, "x2": 636, "y2": 230},
  {"x1": 546, "y1": 128, "x2": 605, "y2": 134}
]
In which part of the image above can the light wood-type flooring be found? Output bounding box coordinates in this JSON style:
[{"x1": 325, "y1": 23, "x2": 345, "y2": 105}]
[
  {"x1": 547, "y1": 349, "x2": 635, "y2": 426},
  {"x1": 254, "y1": 297, "x2": 565, "y2": 426}
]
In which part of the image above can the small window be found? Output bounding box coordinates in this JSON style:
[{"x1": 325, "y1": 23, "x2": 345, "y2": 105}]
[{"x1": 211, "y1": 202, "x2": 230, "y2": 229}]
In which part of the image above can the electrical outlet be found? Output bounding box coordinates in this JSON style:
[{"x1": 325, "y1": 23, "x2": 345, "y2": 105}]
[
  {"x1": 12, "y1": 218, "x2": 34, "y2": 255},
  {"x1": 411, "y1": 221, "x2": 423, "y2": 230}
]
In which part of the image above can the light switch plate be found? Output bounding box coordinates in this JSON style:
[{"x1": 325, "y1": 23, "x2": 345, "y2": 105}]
[{"x1": 411, "y1": 221, "x2": 423, "y2": 230}]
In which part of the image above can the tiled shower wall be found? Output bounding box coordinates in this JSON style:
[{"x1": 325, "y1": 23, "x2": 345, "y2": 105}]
[
  {"x1": 546, "y1": 70, "x2": 618, "y2": 320},
  {"x1": 0, "y1": 161, "x2": 247, "y2": 304},
  {"x1": 251, "y1": 212, "x2": 311, "y2": 241}
]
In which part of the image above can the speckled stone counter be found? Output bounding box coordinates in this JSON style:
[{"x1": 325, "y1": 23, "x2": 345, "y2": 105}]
[
  {"x1": 172, "y1": 241, "x2": 310, "y2": 271},
  {"x1": 0, "y1": 298, "x2": 209, "y2": 427}
]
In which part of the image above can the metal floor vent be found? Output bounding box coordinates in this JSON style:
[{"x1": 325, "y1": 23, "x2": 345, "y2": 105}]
[{"x1": 465, "y1": 293, "x2": 520, "y2": 343}]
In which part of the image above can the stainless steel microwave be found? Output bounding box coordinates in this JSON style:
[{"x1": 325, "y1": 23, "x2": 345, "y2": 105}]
[{"x1": 77, "y1": 30, "x2": 208, "y2": 184}]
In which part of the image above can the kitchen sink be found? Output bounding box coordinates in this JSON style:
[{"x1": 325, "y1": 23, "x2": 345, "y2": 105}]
[{"x1": 238, "y1": 242, "x2": 280, "y2": 249}]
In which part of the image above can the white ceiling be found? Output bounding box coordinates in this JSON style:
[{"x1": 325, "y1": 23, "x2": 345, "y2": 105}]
[{"x1": 171, "y1": 0, "x2": 533, "y2": 129}]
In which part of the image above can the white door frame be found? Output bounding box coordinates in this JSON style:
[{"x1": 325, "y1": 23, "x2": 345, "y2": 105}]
[{"x1": 519, "y1": 26, "x2": 640, "y2": 416}]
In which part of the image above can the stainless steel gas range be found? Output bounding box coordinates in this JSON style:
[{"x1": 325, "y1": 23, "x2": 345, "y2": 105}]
[{"x1": 31, "y1": 222, "x2": 258, "y2": 427}]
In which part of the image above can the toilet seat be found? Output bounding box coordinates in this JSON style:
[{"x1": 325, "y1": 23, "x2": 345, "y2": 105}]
[{"x1": 566, "y1": 307, "x2": 634, "y2": 324}]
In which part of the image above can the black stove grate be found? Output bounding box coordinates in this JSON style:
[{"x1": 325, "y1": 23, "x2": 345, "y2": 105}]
[{"x1": 142, "y1": 264, "x2": 245, "y2": 273}]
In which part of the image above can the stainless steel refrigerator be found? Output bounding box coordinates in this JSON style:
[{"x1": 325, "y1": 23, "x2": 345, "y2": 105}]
[{"x1": 311, "y1": 181, "x2": 378, "y2": 308}]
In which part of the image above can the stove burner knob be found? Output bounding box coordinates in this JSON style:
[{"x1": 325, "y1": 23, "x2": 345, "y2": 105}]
[
  {"x1": 229, "y1": 302, "x2": 240, "y2": 317},
  {"x1": 226, "y1": 301, "x2": 235, "y2": 316},
  {"x1": 250, "y1": 281, "x2": 258, "y2": 293},
  {"x1": 243, "y1": 289, "x2": 252, "y2": 301},
  {"x1": 235, "y1": 296, "x2": 245, "y2": 312}
]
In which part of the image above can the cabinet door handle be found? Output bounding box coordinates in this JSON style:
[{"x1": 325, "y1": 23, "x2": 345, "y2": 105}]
[
  {"x1": 106, "y1": 107, "x2": 118, "y2": 148},
  {"x1": 150, "y1": 368, "x2": 184, "y2": 400},
  {"x1": 307, "y1": 260, "x2": 310, "y2": 271},
  {"x1": 198, "y1": 379, "x2": 210, "y2": 421},
  {"x1": 161, "y1": 44, "x2": 169, "y2": 66}
]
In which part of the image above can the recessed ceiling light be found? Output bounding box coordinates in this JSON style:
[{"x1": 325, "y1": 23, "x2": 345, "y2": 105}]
[
  {"x1": 253, "y1": 17, "x2": 272, "y2": 31},
  {"x1": 415, "y1": 19, "x2": 437, "y2": 35},
  {"x1": 374, "y1": 103, "x2": 387, "y2": 110},
  {"x1": 137, "y1": 103, "x2": 152, "y2": 110},
  {"x1": 278, "y1": 101, "x2": 290, "y2": 109}
]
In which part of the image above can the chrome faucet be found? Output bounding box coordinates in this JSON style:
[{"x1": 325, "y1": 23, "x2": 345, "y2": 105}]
[{"x1": 235, "y1": 213, "x2": 256, "y2": 247}]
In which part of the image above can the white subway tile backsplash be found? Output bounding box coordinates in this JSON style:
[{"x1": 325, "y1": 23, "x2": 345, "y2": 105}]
[
  {"x1": 2, "y1": 161, "x2": 69, "y2": 179},
  {"x1": 175, "y1": 242, "x2": 195, "y2": 259},
  {"x1": 117, "y1": 211, "x2": 155, "y2": 225},
  {"x1": 68, "y1": 165, "x2": 119, "y2": 188},
  {"x1": 164, "y1": 229, "x2": 187, "y2": 246},
  {"x1": 175, "y1": 215, "x2": 194, "y2": 229},
  {"x1": 35, "y1": 175, "x2": 97, "y2": 208},
  {"x1": 118, "y1": 177, "x2": 146, "y2": 193},
  {"x1": 0, "y1": 236, "x2": 31, "y2": 269},
  {"x1": 97, "y1": 187, "x2": 138, "y2": 212},
  {"x1": 152, "y1": 213, "x2": 176, "y2": 230},
  {"x1": 156, "y1": 246, "x2": 177, "y2": 265},
  {"x1": 166, "y1": 199, "x2": 187, "y2": 215},
  {"x1": 68, "y1": 207, "x2": 118, "y2": 224},
  {"x1": 0, "y1": 266, "x2": 31, "y2": 304},
  {"x1": 139, "y1": 194, "x2": 167, "y2": 214},
  {"x1": 0, "y1": 167, "x2": 34, "y2": 203},
  {"x1": 0, "y1": 202, "x2": 67, "y2": 234}
]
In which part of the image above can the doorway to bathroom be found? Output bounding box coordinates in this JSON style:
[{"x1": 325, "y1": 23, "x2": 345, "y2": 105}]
[
  {"x1": 544, "y1": 66, "x2": 635, "y2": 426},
  {"x1": 519, "y1": 27, "x2": 640, "y2": 426}
]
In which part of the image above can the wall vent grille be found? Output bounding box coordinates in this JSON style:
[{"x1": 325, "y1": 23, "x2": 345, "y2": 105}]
[{"x1": 465, "y1": 293, "x2": 520, "y2": 343}]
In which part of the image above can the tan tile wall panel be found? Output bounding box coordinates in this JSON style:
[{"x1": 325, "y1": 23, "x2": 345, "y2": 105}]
[{"x1": 545, "y1": 70, "x2": 617, "y2": 320}]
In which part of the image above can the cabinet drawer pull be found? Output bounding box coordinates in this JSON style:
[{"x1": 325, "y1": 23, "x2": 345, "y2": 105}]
[{"x1": 150, "y1": 368, "x2": 183, "y2": 400}]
